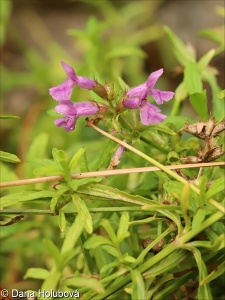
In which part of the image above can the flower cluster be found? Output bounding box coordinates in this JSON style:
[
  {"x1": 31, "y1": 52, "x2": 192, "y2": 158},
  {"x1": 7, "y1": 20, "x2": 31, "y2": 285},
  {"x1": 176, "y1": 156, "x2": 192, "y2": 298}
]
[
  {"x1": 123, "y1": 69, "x2": 174, "y2": 125},
  {"x1": 49, "y1": 62, "x2": 174, "y2": 131},
  {"x1": 49, "y1": 62, "x2": 103, "y2": 131}
]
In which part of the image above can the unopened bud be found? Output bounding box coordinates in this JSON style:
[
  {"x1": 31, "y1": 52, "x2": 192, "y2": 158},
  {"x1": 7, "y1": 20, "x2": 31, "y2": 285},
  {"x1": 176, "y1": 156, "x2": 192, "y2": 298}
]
[
  {"x1": 92, "y1": 82, "x2": 108, "y2": 99},
  {"x1": 104, "y1": 82, "x2": 114, "y2": 100}
]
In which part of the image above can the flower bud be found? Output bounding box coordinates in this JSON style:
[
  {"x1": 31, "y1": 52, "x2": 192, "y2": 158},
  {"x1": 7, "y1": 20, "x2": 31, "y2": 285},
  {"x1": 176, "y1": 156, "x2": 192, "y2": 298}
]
[{"x1": 92, "y1": 82, "x2": 108, "y2": 99}]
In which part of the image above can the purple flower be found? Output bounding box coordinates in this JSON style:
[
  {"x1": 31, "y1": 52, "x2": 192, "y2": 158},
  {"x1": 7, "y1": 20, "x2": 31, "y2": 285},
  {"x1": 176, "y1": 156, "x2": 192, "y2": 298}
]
[
  {"x1": 49, "y1": 62, "x2": 97, "y2": 101},
  {"x1": 54, "y1": 100, "x2": 99, "y2": 131},
  {"x1": 124, "y1": 69, "x2": 174, "y2": 106},
  {"x1": 123, "y1": 68, "x2": 174, "y2": 125}
]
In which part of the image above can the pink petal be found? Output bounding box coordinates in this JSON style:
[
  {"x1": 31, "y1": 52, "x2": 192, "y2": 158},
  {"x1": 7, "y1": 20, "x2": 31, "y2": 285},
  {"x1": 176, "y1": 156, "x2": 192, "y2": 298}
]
[
  {"x1": 61, "y1": 61, "x2": 77, "y2": 81},
  {"x1": 54, "y1": 116, "x2": 77, "y2": 131},
  {"x1": 55, "y1": 100, "x2": 77, "y2": 116},
  {"x1": 76, "y1": 75, "x2": 97, "y2": 90},
  {"x1": 149, "y1": 89, "x2": 174, "y2": 105},
  {"x1": 75, "y1": 101, "x2": 99, "y2": 117},
  {"x1": 123, "y1": 97, "x2": 142, "y2": 109},
  {"x1": 140, "y1": 102, "x2": 166, "y2": 125},
  {"x1": 49, "y1": 80, "x2": 75, "y2": 101},
  {"x1": 146, "y1": 69, "x2": 163, "y2": 89}
]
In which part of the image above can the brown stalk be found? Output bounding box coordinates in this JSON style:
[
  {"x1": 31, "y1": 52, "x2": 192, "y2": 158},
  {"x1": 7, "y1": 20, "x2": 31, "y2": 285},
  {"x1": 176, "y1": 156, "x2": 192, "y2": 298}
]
[{"x1": 0, "y1": 162, "x2": 224, "y2": 188}]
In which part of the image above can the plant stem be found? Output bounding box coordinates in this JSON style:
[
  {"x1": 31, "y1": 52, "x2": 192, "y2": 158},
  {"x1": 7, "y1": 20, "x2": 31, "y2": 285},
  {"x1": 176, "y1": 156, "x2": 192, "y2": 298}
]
[
  {"x1": 1, "y1": 162, "x2": 224, "y2": 188},
  {"x1": 0, "y1": 207, "x2": 147, "y2": 215},
  {"x1": 87, "y1": 210, "x2": 224, "y2": 299}
]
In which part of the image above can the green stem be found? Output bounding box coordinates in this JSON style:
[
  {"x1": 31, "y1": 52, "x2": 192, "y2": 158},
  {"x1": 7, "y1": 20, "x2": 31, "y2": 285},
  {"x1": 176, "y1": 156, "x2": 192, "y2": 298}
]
[
  {"x1": 178, "y1": 210, "x2": 224, "y2": 245},
  {"x1": 0, "y1": 207, "x2": 148, "y2": 215},
  {"x1": 87, "y1": 210, "x2": 224, "y2": 299},
  {"x1": 170, "y1": 97, "x2": 182, "y2": 116}
]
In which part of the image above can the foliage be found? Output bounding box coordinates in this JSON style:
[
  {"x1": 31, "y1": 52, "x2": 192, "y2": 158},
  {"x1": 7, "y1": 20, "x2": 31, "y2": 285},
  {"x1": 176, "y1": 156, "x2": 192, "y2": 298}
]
[{"x1": 0, "y1": 1, "x2": 224, "y2": 299}]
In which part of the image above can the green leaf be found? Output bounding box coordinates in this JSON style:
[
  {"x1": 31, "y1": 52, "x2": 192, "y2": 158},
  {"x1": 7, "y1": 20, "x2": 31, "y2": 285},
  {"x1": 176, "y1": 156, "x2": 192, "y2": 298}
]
[
  {"x1": 192, "y1": 208, "x2": 206, "y2": 230},
  {"x1": 52, "y1": 148, "x2": 71, "y2": 182},
  {"x1": 34, "y1": 165, "x2": 63, "y2": 176},
  {"x1": 58, "y1": 210, "x2": 67, "y2": 233},
  {"x1": 101, "y1": 245, "x2": 120, "y2": 258},
  {"x1": 193, "y1": 248, "x2": 213, "y2": 300},
  {"x1": 203, "y1": 71, "x2": 224, "y2": 120},
  {"x1": 101, "y1": 219, "x2": 118, "y2": 245},
  {"x1": 200, "y1": 261, "x2": 225, "y2": 286},
  {"x1": 206, "y1": 178, "x2": 225, "y2": 199},
  {"x1": 0, "y1": 191, "x2": 54, "y2": 209},
  {"x1": 184, "y1": 63, "x2": 203, "y2": 94},
  {"x1": 61, "y1": 214, "x2": 85, "y2": 255},
  {"x1": 0, "y1": 115, "x2": 19, "y2": 119},
  {"x1": 84, "y1": 235, "x2": 113, "y2": 249},
  {"x1": 144, "y1": 250, "x2": 187, "y2": 278},
  {"x1": 65, "y1": 277, "x2": 105, "y2": 294},
  {"x1": 164, "y1": 26, "x2": 195, "y2": 66},
  {"x1": 174, "y1": 81, "x2": 188, "y2": 101},
  {"x1": 72, "y1": 194, "x2": 93, "y2": 234},
  {"x1": 189, "y1": 91, "x2": 208, "y2": 119},
  {"x1": 70, "y1": 177, "x2": 102, "y2": 192},
  {"x1": 69, "y1": 147, "x2": 86, "y2": 172},
  {"x1": 163, "y1": 181, "x2": 184, "y2": 198},
  {"x1": 142, "y1": 124, "x2": 176, "y2": 135},
  {"x1": 131, "y1": 270, "x2": 145, "y2": 300},
  {"x1": 123, "y1": 255, "x2": 136, "y2": 263},
  {"x1": 0, "y1": 151, "x2": 20, "y2": 163},
  {"x1": 24, "y1": 268, "x2": 50, "y2": 280},
  {"x1": 141, "y1": 130, "x2": 170, "y2": 153},
  {"x1": 199, "y1": 28, "x2": 224, "y2": 46},
  {"x1": 180, "y1": 183, "x2": 191, "y2": 233},
  {"x1": 117, "y1": 211, "x2": 130, "y2": 243},
  {"x1": 50, "y1": 184, "x2": 69, "y2": 213},
  {"x1": 77, "y1": 184, "x2": 152, "y2": 206},
  {"x1": 42, "y1": 239, "x2": 62, "y2": 268},
  {"x1": 41, "y1": 271, "x2": 61, "y2": 292},
  {"x1": 197, "y1": 49, "x2": 215, "y2": 71}
]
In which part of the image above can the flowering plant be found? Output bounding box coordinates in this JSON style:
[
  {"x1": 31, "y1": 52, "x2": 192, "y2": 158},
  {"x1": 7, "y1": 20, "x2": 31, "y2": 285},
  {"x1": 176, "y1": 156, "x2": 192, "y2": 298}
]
[
  {"x1": 50, "y1": 61, "x2": 174, "y2": 133},
  {"x1": 0, "y1": 2, "x2": 224, "y2": 299}
]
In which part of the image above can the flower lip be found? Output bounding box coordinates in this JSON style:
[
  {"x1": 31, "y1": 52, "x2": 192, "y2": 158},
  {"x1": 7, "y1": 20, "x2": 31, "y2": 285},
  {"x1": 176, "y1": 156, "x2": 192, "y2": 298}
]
[
  {"x1": 49, "y1": 61, "x2": 97, "y2": 101},
  {"x1": 54, "y1": 116, "x2": 77, "y2": 131},
  {"x1": 140, "y1": 102, "x2": 166, "y2": 125},
  {"x1": 122, "y1": 68, "x2": 174, "y2": 125},
  {"x1": 54, "y1": 100, "x2": 99, "y2": 131},
  {"x1": 146, "y1": 68, "x2": 164, "y2": 89}
]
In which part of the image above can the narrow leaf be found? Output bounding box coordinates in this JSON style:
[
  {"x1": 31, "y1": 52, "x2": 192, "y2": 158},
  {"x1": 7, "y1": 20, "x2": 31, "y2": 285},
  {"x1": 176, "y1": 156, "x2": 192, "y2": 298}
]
[
  {"x1": 24, "y1": 268, "x2": 50, "y2": 280},
  {"x1": 117, "y1": 211, "x2": 130, "y2": 243},
  {"x1": 206, "y1": 178, "x2": 225, "y2": 199},
  {"x1": 84, "y1": 235, "x2": 113, "y2": 249},
  {"x1": 189, "y1": 91, "x2": 208, "y2": 119},
  {"x1": 131, "y1": 270, "x2": 145, "y2": 300},
  {"x1": 0, "y1": 151, "x2": 20, "y2": 163},
  {"x1": 66, "y1": 277, "x2": 105, "y2": 294},
  {"x1": 61, "y1": 214, "x2": 85, "y2": 255},
  {"x1": 72, "y1": 194, "x2": 93, "y2": 234},
  {"x1": 69, "y1": 147, "x2": 86, "y2": 172},
  {"x1": 164, "y1": 26, "x2": 195, "y2": 66}
]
